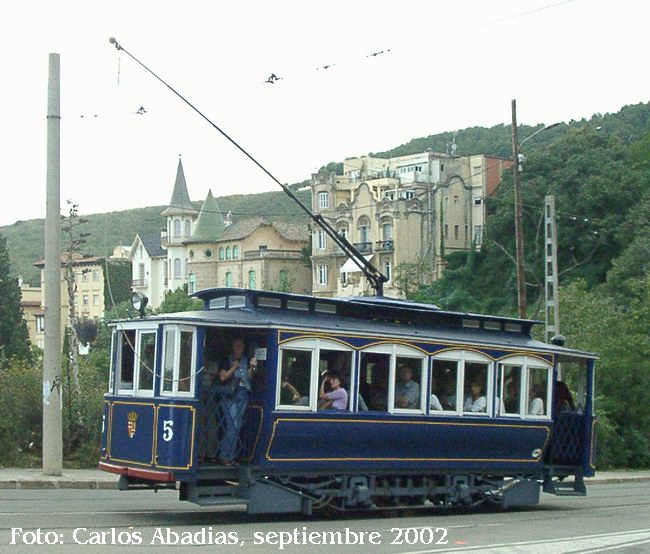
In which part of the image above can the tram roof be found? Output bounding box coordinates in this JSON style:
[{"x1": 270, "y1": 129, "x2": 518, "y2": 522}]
[{"x1": 113, "y1": 288, "x2": 597, "y2": 360}]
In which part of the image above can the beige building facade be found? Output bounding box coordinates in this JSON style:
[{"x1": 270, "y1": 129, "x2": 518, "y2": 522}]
[
  {"x1": 130, "y1": 160, "x2": 311, "y2": 308},
  {"x1": 311, "y1": 150, "x2": 512, "y2": 298},
  {"x1": 33, "y1": 254, "x2": 106, "y2": 345},
  {"x1": 19, "y1": 282, "x2": 43, "y2": 349}
]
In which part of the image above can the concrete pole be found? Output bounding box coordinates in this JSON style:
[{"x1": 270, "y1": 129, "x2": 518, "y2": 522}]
[
  {"x1": 511, "y1": 99, "x2": 527, "y2": 319},
  {"x1": 43, "y1": 53, "x2": 63, "y2": 476}
]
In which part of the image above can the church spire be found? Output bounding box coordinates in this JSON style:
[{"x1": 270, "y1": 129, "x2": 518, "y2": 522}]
[{"x1": 161, "y1": 157, "x2": 199, "y2": 216}]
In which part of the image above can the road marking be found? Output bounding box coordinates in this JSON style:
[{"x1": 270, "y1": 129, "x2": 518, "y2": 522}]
[{"x1": 396, "y1": 528, "x2": 650, "y2": 554}]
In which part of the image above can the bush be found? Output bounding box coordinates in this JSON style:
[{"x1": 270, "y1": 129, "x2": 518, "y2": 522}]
[{"x1": 0, "y1": 356, "x2": 107, "y2": 468}]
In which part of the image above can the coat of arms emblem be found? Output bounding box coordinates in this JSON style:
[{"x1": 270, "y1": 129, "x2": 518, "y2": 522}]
[{"x1": 127, "y1": 411, "x2": 138, "y2": 439}]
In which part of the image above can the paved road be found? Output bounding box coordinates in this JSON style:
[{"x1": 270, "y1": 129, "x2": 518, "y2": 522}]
[{"x1": 1, "y1": 482, "x2": 649, "y2": 552}]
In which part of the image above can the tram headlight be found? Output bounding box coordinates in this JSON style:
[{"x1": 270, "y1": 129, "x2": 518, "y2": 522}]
[{"x1": 131, "y1": 291, "x2": 149, "y2": 318}]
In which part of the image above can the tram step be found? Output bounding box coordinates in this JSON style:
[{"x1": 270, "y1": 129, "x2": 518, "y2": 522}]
[{"x1": 186, "y1": 482, "x2": 248, "y2": 507}]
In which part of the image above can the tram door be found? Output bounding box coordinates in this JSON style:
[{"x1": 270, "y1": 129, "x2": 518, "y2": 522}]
[
  {"x1": 197, "y1": 328, "x2": 267, "y2": 466},
  {"x1": 549, "y1": 357, "x2": 595, "y2": 472}
]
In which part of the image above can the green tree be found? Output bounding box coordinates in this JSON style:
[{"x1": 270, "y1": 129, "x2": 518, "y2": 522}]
[
  {"x1": 0, "y1": 233, "x2": 31, "y2": 366},
  {"x1": 155, "y1": 285, "x2": 202, "y2": 314},
  {"x1": 559, "y1": 279, "x2": 650, "y2": 468}
]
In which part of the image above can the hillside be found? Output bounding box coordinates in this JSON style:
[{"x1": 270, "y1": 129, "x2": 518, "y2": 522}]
[
  {"x1": 2, "y1": 189, "x2": 311, "y2": 286},
  {"x1": 3, "y1": 101, "x2": 649, "y2": 287}
]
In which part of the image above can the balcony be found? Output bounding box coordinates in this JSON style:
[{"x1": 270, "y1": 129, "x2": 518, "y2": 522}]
[
  {"x1": 243, "y1": 249, "x2": 304, "y2": 260},
  {"x1": 132, "y1": 278, "x2": 148, "y2": 287},
  {"x1": 353, "y1": 242, "x2": 373, "y2": 254},
  {"x1": 375, "y1": 240, "x2": 394, "y2": 252}
]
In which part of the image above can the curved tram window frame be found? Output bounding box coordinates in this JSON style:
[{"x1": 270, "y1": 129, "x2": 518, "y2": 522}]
[
  {"x1": 114, "y1": 325, "x2": 158, "y2": 397},
  {"x1": 497, "y1": 355, "x2": 553, "y2": 420},
  {"x1": 429, "y1": 350, "x2": 495, "y2": 417},
  {"x1": 276, "y1": 338, "x2": 355, "y2": 412},
  {"x1": 161, "y1": 325, "x2": 197, "y2": 398}
]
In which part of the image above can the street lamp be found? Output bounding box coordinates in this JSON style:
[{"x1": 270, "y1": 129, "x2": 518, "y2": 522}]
[{"x1": 511, "y1": 99, "x2": 560, "y2": 319}]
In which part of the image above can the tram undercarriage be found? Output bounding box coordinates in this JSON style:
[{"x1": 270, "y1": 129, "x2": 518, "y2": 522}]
[{"x1": 164, "y1": 468, "x2": 580, "y2": 514}]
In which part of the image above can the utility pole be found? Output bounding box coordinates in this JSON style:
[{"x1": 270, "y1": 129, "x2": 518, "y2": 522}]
[
  {"x1": 43, "y1": 53, "x2": 63, "y2": 476},
  {"x1": 511, "y1": 99, "x2": 527, "y2": 319},
  {"x1": 544, "y1": 196, "x2": 561, "y2": 330}
]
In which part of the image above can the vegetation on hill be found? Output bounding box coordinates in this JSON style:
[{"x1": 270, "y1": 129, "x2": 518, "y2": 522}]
[
  {"x1": 411, "y1": 115, "x2": 650, "y2": 468},
  {"x1": 0, "y1": 190, "x2": 311, "y2": 287},
  {"x1": 1, "y1": 102, "x2": 649, "y2": 468}
]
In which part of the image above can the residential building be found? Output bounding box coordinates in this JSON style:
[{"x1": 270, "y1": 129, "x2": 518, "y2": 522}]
[
  {"x1": 186, "y1": 193, "x2": 310, "y2": 294},
  {"x1": 19, "y1": 281, "x2": 44, "y2": 349},
  {"x1": 130, "y1": 159, "x2": 311, "y2": 309},
  {"x1": 311, "y1": 150, "x2": 512, "y2": 298},
  {"x1": 33, "y1": 254, "x2": 106, "y2": 345}
]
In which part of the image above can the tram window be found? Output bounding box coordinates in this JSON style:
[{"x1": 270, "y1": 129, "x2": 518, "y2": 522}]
[
  {"x1": 431, "y1": 359, "x2": 459, "y2": 412},
  {"x1": 178, "y1": 331, "x2": 193, "y2": 392},
  {"x1": 318, "y1": 349, "x2": 352, "y2": 410},
  {"x1": 161, "y1": 326, "x2": 196, "y2": 397},
  {"x1": 278, "y1": 348, "x2": 313, "y2": 408},
  {"x1": 162, "y1": 329, "x2": 175, "y2": 393},
  {"x1": 118, "y1": 330, "x2": 135, "y2": 391},
  {"x1": 500, "y1": 364, "x2": 522, "y2": 415},
  {"x1": 526, "y1": 366, "x2": 550, "y2": 417},
  {"x1": 359, "y1": 352, "x2": 390, "y2": 412},
  {"x1": 137, "y1": 332, "x2": 156, "y2": 393},
  {"x1": 394, "y1": 357, "x2": 424, "y2": 411},
  {"x1": 463, "y1": 362, "x2": 489, "y2": 413}
]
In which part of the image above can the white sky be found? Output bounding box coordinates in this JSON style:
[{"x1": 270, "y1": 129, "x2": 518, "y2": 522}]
[{"x1": 1, "y1": 0, "x2": 648, "y2": 227}]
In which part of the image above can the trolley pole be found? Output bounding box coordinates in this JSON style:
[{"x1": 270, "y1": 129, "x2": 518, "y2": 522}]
[
  {"x1": 43, "y1": 53, "x2": 63, "y2": 476},
  {"x1": 511, "y1": 99, "x2": 527, "y2": 319}
]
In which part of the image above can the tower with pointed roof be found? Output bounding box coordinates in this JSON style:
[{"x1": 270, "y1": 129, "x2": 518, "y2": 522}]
[{"x1": 163, "y1": 157, "x2": 199, "y2": 293}]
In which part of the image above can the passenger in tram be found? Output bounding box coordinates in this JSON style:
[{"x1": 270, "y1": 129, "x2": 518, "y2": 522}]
[
  {"x1": 463, "y1": 381, "x2": 487, "y2": 412},
  {"x1": 438, "y1": 375, "x2": 457, "y2": 410},
  {"x1": 429, "y1": 376, "x2": 443, "y2": 411},
  {"x1": 394, "y1": 365, "x2": 420, "y2": 409},
  {"x1": 504, "y1": 380, "x2": 519, "y2": 413},
  {"x1": 554, "y1": 381, "x2": 575, "y2": 414},
  {"x1": 528, "y1": 384, "x2": 545, "y2": 416},
  {"x1": 217, "y1": 337, "x2": 257, "y2": 465},
  {"x1": 369, "y1": 371, "x2": 389, "y2": 411},
  {"x1": 318, "y1": 372, "x2": 348, "y2": 410}
]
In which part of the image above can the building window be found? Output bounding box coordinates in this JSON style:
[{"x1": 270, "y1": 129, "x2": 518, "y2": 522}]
[
  {"x1": 359, "y1": 224, "x2": 369, "y2": 244},
  {"x1": 184, "y1": 220, "x2": 191, "y2": 237},
  {"x1": 225, "y1": 272, "x2": 233, "y2": 287},
  {"x1": 173, "y1": 219, "x2": 181, "y2": 237},
  {"x1": 279, "y1": 269, "x2": 290, "y2": 291},
  {"x1": 338, "y1": 226, "x2": 348, "y2": 240},
  {"x1": 82, "y1": 295, "x2": 89, "y2": 306},
  {"x1": 219, "y1": 247, "x2": 225, "y2": 260},
  {"x1": 204, "y1": 249, "x2": 212, "y2": 259},
  {"x1": 474, "y1": 225, "x2": 483, "y2": 243},
  {"x1": 317, "y1": 264, "x2": 328, "y2": 286},
  {"x1": 317, "y1": 191, "x2": 329, "y2": 209},
  {"x1": 93, "y1": 294, "x2": 100, "y2": 306},
  {"x1": 232, "y1": 245, "x2": 239, "y2": 259},
  {"x1": 174, "y1": 258, "x2": 181, "y2": 278},
  {"x1": 454, "y1": 225, "x2": 459, "y2": 240},
  {"x1": 382, "y1": 222, "x2": 393, "y2": 241},
  {"x1": 81, "y1": 271, "x2": 89, "y2": 283},
  {"x1": 92, "y1": 270, "x2": 100, "y2": 281},
  {"x1": 248, "y1": 270, "x2": 257, "y2": 289},
  {"x1": 188, "y1": 273, "x2": 196, "y2": 294},
  {"x1": 384, "y1": 261, "x2": 392, "y2": 282},
  {"x1": 444, "y1": 225, "x2": 449, "y2": 239},
  {"x1": 453, "y1": 195, "x2": 459, "y2": 205},
  {"x1": 474, "y1": 196, "x2": 483, "y2": 206},
  {"x1": 226, "y1": 246, "x2": 232, "y2": 260},
  {"x1": 317, "y1": 230, "x2": 327, "y2": 250},
  {"x1": 35, "y1": 315, "x2": 44, "y2": 333}
]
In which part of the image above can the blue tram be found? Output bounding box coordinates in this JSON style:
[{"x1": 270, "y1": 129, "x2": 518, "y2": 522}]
[{"x1": 99, "y1": 287, "x2": 597, "y2": 514}]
